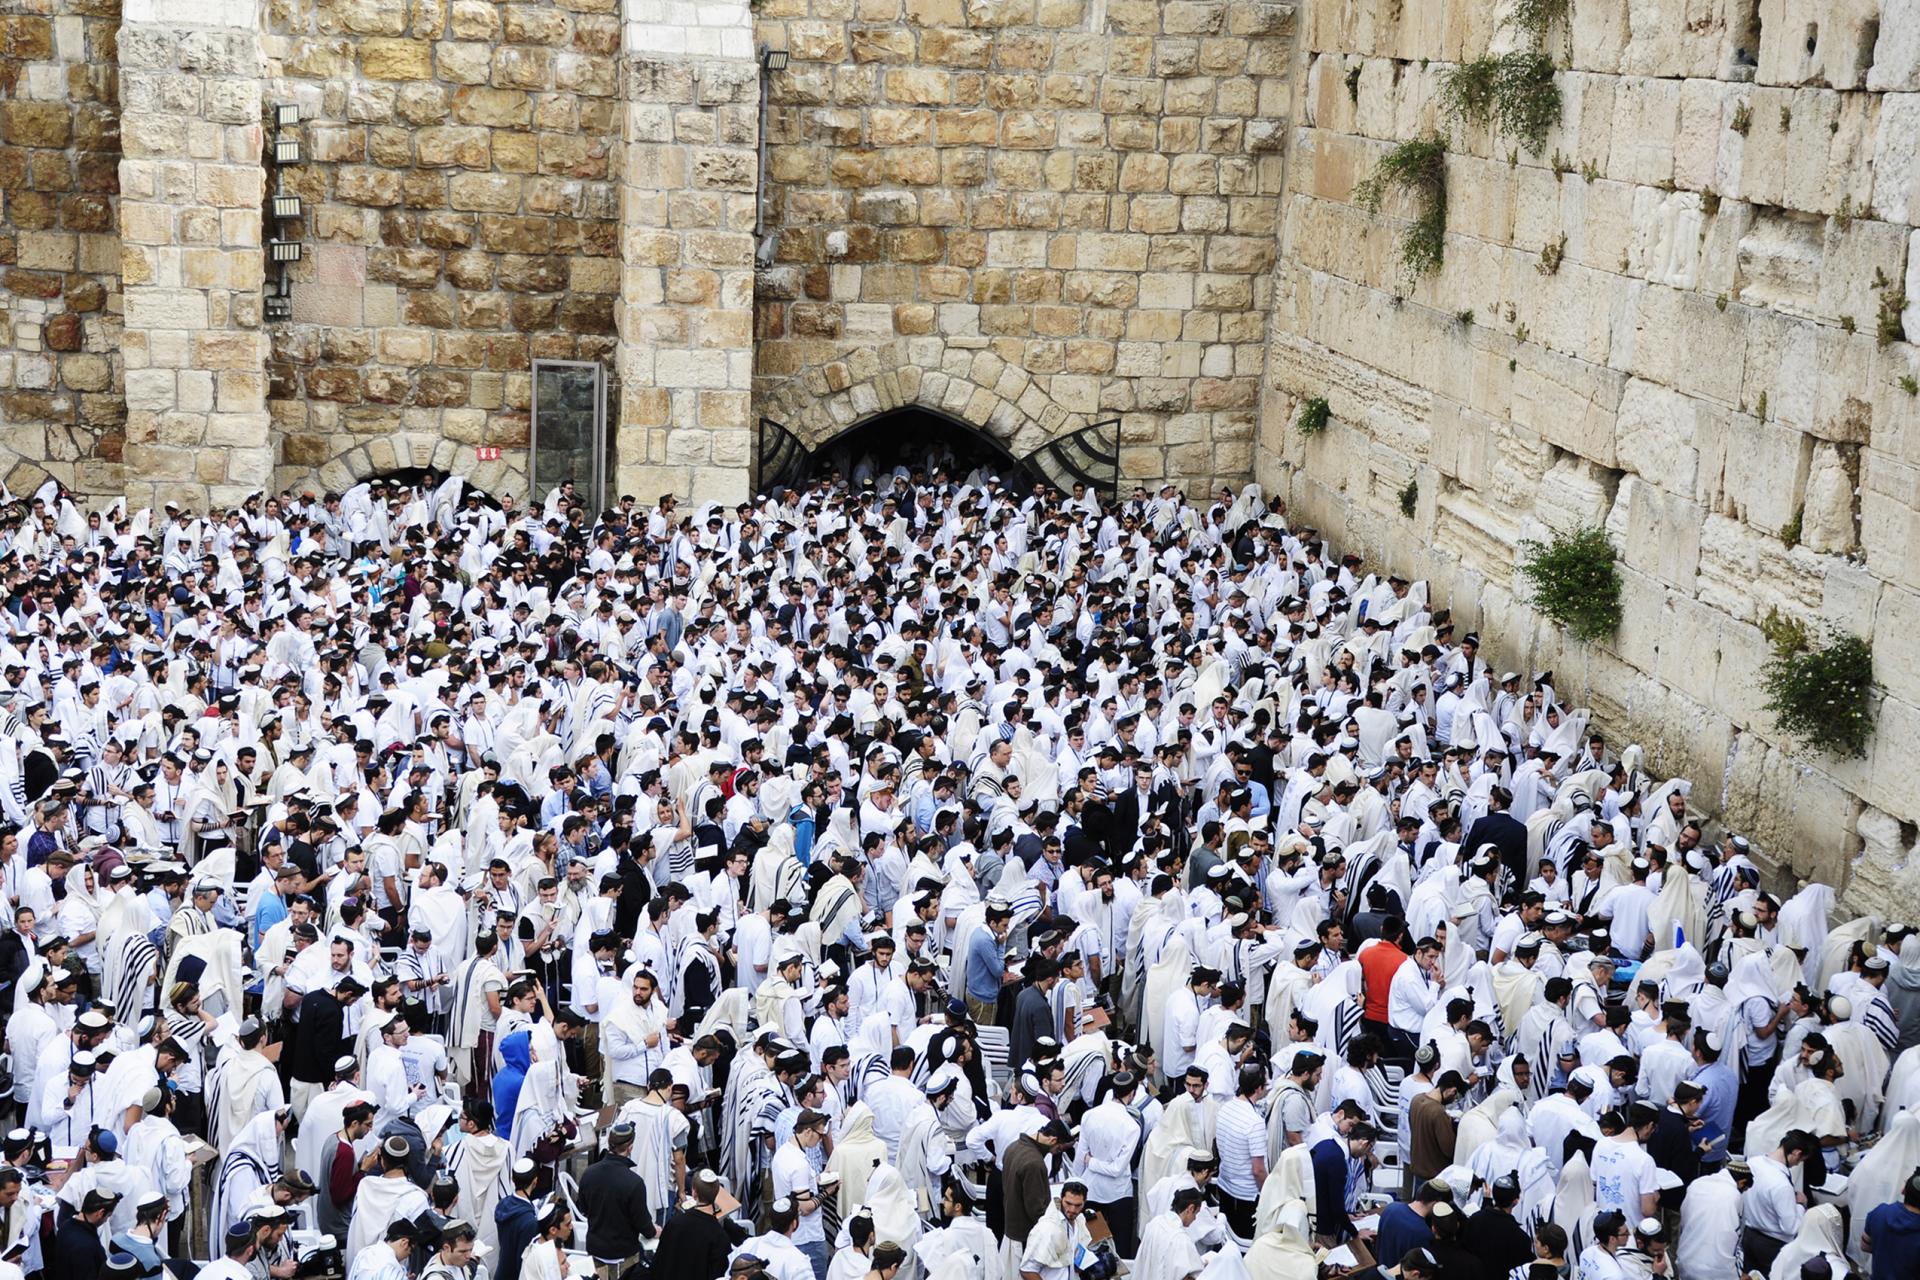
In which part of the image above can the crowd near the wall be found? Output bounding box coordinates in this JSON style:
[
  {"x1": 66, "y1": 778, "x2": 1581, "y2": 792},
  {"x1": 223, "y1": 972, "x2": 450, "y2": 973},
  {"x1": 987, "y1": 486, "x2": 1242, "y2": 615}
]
[{"x1": 0, "y1": 459, "x2": 1914, "y2": 1280}]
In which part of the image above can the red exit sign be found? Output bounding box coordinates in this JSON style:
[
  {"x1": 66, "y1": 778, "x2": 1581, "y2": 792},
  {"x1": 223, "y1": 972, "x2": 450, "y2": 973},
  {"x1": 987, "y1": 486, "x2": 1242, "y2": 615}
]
[{"x1": 475, "y1": 447, "x2": 501, "y2": 461}]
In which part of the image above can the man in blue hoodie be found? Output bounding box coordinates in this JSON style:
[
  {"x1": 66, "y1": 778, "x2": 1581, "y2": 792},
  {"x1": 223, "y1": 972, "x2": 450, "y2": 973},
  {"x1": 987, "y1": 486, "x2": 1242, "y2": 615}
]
[{"x1": 491, "y1": 1031, "x2": 531, "y2": 1139}]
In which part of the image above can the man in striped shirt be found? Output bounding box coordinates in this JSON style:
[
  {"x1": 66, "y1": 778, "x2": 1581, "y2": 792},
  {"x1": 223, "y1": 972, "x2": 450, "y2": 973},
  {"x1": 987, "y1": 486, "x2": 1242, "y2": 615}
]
[{"x1": 1211, "y1": 1063, "x2": 1269, "y2": 1245}]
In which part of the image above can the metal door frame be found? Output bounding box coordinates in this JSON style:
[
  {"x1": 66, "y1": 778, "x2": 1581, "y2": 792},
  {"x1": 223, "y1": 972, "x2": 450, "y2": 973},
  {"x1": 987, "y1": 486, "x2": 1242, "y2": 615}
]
[{"x1": 529, "y1": 359, "x2": 609, "y2": 511}]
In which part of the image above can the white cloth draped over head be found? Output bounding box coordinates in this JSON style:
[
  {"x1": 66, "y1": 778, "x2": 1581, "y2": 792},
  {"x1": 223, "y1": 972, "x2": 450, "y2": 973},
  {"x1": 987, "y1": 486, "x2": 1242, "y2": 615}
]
[
  {"x1": 1845, "y1": 1108, "x2": 1920, "y2": 1259},
  {"x1": 825, "y1": 1103, "x2": 888, "y2": 1215},
  {"x1": 209, "y1": 1109, "x2": 283, "y2": 1243},
  {"x1": 1244, "y1": 1198, "x2": 1316, "y2": 1280},
  {"x1": 507, "y1": 1022, "x2": 579, "y2": 1158},
  {"x1": 1133, "y1": 1206, "x2": 1206, "y2": 1280},
  {"x1": 1453, "y1": 1087, "x2": 1521, "y2": 1169},
  {"x1": 863, "y1": 1163, "x2": 922, "y2": 1254},
  {"x1": 1767, "y1": 1203, "x2": 1848, "y2": 1280}
]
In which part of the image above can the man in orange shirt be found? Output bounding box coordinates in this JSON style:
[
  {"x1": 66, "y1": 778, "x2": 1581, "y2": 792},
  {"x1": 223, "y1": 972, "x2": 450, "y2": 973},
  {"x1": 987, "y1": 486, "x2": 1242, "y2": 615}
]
[{"x1": 1359, "y1": 917, "x2": 1412, "y2": 1068}]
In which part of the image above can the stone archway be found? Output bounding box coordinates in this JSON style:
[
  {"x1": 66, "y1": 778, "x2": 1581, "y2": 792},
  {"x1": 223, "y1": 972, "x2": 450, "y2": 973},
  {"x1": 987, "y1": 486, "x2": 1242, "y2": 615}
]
[
  {"x1": 755, "y1": 342, "x2": 1082, "y2": 463},
  {"x1": 277, "y1": 432, "x2": 529, "y2": 500}
]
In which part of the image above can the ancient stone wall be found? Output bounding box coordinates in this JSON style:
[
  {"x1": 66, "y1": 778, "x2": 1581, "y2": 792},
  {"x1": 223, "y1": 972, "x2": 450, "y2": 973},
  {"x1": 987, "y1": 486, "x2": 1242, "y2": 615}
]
[
  {"x1": 614, "y1": 0, "x2": 759, "y2": 506},
  {"x1": 1256, "y1": 0, "x2": 1920, "y2": 909},
  {"x1": 260, "y1": 0, "x2": 623, "y2": 498},
  {"x1": 749, "y1": 0, "x2": 1294, "y2": 492},
  {"x1": 0, "y1": 0, "x2": 123, "y2": 497},
  {"x1": 118, "y1": 0, "x2": 274, "y2": 508}
]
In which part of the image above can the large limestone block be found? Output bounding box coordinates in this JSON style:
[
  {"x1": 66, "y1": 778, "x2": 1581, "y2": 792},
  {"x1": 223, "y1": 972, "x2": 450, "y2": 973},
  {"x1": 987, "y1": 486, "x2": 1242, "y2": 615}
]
[
  {"x1": 1608, "y1": 75, "x2": 1680, "y2": 186},
  {"x1": 1840, "y1": 805, "x2": 1920, "y2": 923},
  {"x1": 1604, "y1": 471, "x2": 1703, "y2": 590},
  {"x1": 1757, "y1": 0, "x2": 1879, "y2": 90},
  {"x1": 1857, "y1": 449, "x2": 1920, "y2": 589},
  {"x1": 1872, "y1": 586, "x2": 1920, "y2": 707},
  {"x1": 1721, "y1": 412, "x2": 1812, "y2": 534},
  {"x1": 1870, "y1": 1, "x2": 1920, "y2": 91},
  {"x1": 1614, "y1": 375, "x2": 1702, "y2": 496},
  {"x1": 1511, "y1": 345, "x2": 1623, "y2": 466},
  {"x1": 1873, "y1": 93, "x2": 1920, "y2": 225},
  {"x1": 1721, "y1": 732, "x2": 1863, "y2": 890},
  {"x1": 1800, "y1": 440, "x2": 1860, "y2": 554},
  {"x1": 1625, "y1": 186, "x2": 1707, "y2": 289},
  {"x1": 1818, "y1": 218, "x2": 1911, "y2": 335},
  {"x1": 1618, "y1": 0, "x2": 1727, "y2": 79}
]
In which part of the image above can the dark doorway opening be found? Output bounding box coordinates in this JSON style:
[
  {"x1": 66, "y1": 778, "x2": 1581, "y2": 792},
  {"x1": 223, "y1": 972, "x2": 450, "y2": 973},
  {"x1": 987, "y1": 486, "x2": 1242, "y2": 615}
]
[
  {"x1": 361, "y1": 467, "x2": 502, "y2": 508},
  {"x1": 801, "y1": 408, "x2": 1039, "y2": 489}
]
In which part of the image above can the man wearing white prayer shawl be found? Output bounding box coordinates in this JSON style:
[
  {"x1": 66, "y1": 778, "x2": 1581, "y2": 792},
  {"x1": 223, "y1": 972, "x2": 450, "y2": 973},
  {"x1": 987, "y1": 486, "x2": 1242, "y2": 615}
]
[
  {"x1": 1242, "y1": 1199, "x2": 1316, "y2": 1280},
  {"x1": 444, "y1": 1099, "x2": 511, "y2": 1253},
  {"x1": 614, "y1": 1077, "x2": 691, "y2": 1224},
  {"x1": 1133, "y1": 1192, "x2": 1208, "y2": 1280},
  {"x1": 345, "y1": 1134, "x2": 431, "y2": 1261},
  {"x1": 1018, "y1": 1184, "x2": 1094, "y2": 1280}
]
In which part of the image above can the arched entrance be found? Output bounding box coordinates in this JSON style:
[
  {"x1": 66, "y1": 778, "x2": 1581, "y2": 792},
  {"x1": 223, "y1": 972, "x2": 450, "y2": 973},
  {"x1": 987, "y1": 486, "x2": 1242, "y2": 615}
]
[{"x1": 796, "y1": 408, "x2": 1039, "y2": 489}]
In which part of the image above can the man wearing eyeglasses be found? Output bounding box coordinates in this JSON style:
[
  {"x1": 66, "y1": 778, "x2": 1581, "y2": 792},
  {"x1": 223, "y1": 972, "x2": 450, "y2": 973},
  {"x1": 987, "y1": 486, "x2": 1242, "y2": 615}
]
[{"x1": 1577, "y1": 1210, "x2": 1634, "y2": 1280}]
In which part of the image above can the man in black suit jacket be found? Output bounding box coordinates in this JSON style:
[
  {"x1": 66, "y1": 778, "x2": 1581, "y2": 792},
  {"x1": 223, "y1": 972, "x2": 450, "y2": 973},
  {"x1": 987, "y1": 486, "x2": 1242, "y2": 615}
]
[
  {"x1": 1105, "y1": 762, "x2": 1155, "y2": 863},
  {"x1": 1460, "y1": 784, "x2": 1529, "y2": 888},
  {"x1": 289, "y1": 975, "x2": 364, "y2": 1098}
]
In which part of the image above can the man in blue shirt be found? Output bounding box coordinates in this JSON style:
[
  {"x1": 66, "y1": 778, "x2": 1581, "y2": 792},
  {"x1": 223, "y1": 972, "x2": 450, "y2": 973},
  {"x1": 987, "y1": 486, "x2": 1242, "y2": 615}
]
[
  {"x1": 964, "y1": 904, "x2": 1013, "y2": 1026},
  {"x1": 1687, "y1": 1030, "x2": 1737, "y2": 1168},
  {"x1": 1864, "y1": 1172, "x2": 1920, "y2": 1279},
  {"x1": 1373, "y1": 1179, "x2": 1448, "y2": 1273}
]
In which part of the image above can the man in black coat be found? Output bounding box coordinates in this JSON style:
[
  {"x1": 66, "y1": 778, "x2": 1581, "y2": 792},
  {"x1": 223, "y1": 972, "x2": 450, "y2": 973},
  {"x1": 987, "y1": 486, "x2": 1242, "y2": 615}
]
[
  {"x1": 289, "y1": 976, "x2": 364, "y2": 1099},
  {"x1": 652, "y1": 1169, "x2": 745, "y2": 1280},
  {"x1": 1008, "y1": 955, "x2": 1060, "y2": 1068},
  {"x1": 51, "y1": 1188, "x2": 118, "y2": 1274},
  {"x1": 578, "y1": 1121, "x2": 658, "y2": 1273},
  {"x1": 1461, "y1": 1175, "x2": 1534, "y2": 1278},
  {"x1": 1459, "y1": 784, "x2": 1529, "y2": 888}
]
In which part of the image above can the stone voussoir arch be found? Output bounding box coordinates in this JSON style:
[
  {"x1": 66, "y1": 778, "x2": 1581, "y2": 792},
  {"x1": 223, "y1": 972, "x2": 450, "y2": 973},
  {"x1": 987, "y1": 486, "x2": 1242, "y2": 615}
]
[
  {"x1": 279, "y1": 434, "x2": 530, "y2": 501},
  {"x1": 757, "y1": 340, "x2": 1081, "y2": 462}
]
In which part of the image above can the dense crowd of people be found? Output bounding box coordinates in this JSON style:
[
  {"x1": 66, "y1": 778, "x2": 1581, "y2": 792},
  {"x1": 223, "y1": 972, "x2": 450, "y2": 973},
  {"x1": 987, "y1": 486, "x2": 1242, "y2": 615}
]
[{"x1": 0, "y1": 460, "x2": 1912, "y2": 1280}]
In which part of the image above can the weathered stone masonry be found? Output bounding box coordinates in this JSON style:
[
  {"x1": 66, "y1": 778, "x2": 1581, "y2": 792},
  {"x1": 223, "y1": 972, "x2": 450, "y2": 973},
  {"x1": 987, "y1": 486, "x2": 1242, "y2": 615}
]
[{"x1": 1253, "y1": 0, "x2": 1920, "y2": 914}]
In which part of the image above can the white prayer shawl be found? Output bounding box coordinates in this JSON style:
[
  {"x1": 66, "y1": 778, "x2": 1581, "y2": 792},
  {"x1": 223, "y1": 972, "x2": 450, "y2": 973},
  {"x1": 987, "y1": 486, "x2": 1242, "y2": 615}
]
[
  {"x1": 1647, "y1": 869, "x2": 1707, "y2": 953},
  {"x1": 1845, "y1": 1109, "x2": 1920, "y2": 1259},
  {"x1": 210, "y1": 1111, "x2": 283, "y2": 1243},
  {"x1": 446, "y1": 1130, "x2": 511, "y2": 1253},
  {"x1": 207, "y1": 1045, "x2": 280, "y2": 1154},
  {"x1": 825, "y1": 1103, "x2": 888, "y2": 1215},
  {"x1": 1453, "y1": 1087, "x2": 1521, "y2": 1169},
  {"x1": 1134, "y1": 1210, "x2": 1205, "y2": 1280},
  {"x1": 507, "y1": 1024, "x2": 577, "y2": 1159},
  {"x1": 1243, "y1": 1202, "x2": 1316, "y2": 1280},
  {"x1": 345, "y1": 1173, "x2": 430, "y2": 1263},
  {"x1": 1768, "y1": 1204, "x2": 1848, "y2": 1280}
]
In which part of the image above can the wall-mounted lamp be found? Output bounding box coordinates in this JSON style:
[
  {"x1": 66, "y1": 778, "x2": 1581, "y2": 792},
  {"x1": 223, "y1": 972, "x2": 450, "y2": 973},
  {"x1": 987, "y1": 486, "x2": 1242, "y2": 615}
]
[
  {"x1": 275, "y1": 103, "x2": 301, "y2": 128},
  {"x1": 271, "y1": 195, "x2": 303, "y2": 221},
  {"x1": 760, "y1": 46, "x2": 788, "y2": 72},
  {"x1": 264, "y1": 293, "x2": 293, "y2": 322},
  {"x1": 274, "y1": 135, "x2": 301, "y2": 165},
  {"x1": 267, "y1": 105, "x2": 303, "y2": 323},
  {"x1": 269, "y1": 239, "x2": 303, "y2": 264}
]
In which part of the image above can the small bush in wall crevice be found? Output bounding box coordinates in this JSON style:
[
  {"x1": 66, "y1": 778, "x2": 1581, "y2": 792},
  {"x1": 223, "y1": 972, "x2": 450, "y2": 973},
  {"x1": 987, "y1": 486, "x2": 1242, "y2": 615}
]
[
  {"x1": 1438, "y1": 52, "x2": 1562, "y2": 154},
  {"x1": 1517, "y1": 524, "x2": 1621, "y2": 642},
  {"x1": 1352, "y1": 137, "x2": 1448, "y2": 280},
  {"x1": 1760, "y1": 616, "x2": 1875, "y2": 759},
  {"x1": 1398, "y1": 478, "x2": 1418, "y2": 518},
  {"x1": 1296, "y1": 397, "x2": 1331, "y2": 436}
]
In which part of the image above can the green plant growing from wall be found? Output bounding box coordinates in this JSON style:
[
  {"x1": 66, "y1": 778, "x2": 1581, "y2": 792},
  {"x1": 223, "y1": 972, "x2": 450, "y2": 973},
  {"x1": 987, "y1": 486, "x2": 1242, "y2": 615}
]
[
  {"x1": 1876, "y1": 268, "x2": 1907, "y2": 347},
  {"x1": 1730, "y1": 102, "x2": 1751, "y2": 135},
  {"x1": 1438, "y1": 52, "x2": 1562, "y2": 153},
  {"x1": 1760, "y1": 612, "x2": 1876, "y2": 759},
  {"x1": 1297, "y1": 396, "x2": 1331, "y2": 436},
  {"x1": 1537, "y1": 233, "x2": 1566, "y2": 275},
  {"x1": 1352, "y1": 137, "x2": 1448, "y2": 280},
  {"x1": 1399, "y1": 478, "x2": 1419, "y2": 518},
  {"x1": 1779, "y1": 503, "x2": 1803, "y2": 549},
  {"x1": 1507, "y1": 0, "x2": 1572, "y2": 43},
  {"x1": 1345, "y1": 63, "x2": 1362, "y2": 104},
  {"x1": 1517, "y1": 524, "x2": 1622, "y2": 642}
]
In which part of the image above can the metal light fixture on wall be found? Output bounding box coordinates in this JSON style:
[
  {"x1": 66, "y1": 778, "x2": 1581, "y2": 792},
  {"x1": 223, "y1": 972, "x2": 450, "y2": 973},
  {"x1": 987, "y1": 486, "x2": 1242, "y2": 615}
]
[
  {"x1": 760, "y1": 46, "x2": 788, "y2": 71},
  {"x1": 265, "y1": 103, "x2": 304, "y2": 322}
]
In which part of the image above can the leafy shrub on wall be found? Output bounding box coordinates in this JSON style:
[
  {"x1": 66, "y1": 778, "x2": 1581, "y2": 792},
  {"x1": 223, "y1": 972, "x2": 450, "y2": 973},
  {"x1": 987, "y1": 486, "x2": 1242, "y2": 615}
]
[{"x1": 1517, "y1": 525, "x2": 1621, "y2": 642}]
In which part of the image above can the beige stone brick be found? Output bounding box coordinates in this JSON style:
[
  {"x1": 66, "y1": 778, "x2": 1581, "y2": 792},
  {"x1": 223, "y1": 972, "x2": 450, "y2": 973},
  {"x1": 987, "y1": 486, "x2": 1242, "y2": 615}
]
[{"x1": 360, "y1": 38, "x2": 433, "y2": 81}]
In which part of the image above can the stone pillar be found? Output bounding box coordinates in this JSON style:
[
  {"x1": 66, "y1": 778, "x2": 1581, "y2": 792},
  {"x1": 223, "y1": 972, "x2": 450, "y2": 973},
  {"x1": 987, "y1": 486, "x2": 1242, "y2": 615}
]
[
  {"x1": 615, "y1": 0, "x2": 757, "y2": 505},
  {"x1": 116, "y1": 0, "x2": 272, "y2": 508}
]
